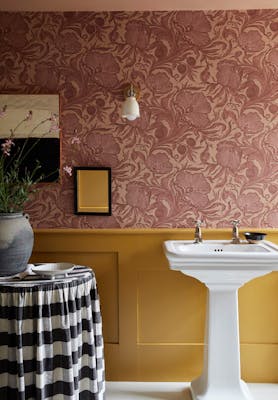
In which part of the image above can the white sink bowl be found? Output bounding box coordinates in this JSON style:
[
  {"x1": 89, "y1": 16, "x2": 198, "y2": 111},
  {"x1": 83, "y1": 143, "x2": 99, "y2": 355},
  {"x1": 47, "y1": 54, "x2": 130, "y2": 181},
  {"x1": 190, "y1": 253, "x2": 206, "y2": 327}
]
[{"x1": 164, "y1": 240, "x2": 278, "y2": 272}]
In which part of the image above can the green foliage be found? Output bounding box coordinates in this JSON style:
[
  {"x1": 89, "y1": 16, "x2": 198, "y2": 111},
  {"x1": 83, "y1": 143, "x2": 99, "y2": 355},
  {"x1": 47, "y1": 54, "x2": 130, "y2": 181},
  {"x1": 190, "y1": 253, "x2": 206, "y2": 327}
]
[{"x1": 0, "y1": 155, "x2": 43, "y2": 213}]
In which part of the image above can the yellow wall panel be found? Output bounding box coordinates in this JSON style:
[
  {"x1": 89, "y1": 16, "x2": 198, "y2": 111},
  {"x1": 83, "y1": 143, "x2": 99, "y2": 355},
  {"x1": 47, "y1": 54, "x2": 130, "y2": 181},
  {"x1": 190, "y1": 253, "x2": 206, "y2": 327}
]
[
  {"x1": 31, "y1": 228, "x2": 278, "y2": 382},
  {"x1": 138, "y1": 345, "x2": 204, "y2": 381},
  {"x1": 239, "y1": 272, "x2": 278, "y2": 343},
  {"x1": 137, "y1": 270, "x2": 206, "y2": 343},
  {"x1": 241, "y1": 344, "x2": 278, "y2": 382}
]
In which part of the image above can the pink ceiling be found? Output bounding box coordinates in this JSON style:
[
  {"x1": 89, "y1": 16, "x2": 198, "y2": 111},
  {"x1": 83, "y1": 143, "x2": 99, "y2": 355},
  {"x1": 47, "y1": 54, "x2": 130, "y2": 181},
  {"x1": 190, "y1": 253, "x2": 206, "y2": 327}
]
[{"x1": 0, "y1": 0, "x2": 278, "y2": 11}]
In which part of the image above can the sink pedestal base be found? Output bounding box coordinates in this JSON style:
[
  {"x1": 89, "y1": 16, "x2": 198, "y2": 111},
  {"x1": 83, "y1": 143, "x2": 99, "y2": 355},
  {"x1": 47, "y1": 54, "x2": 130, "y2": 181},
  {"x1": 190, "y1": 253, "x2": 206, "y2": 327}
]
[
  {"x1": 190, "y1": 378, "x2": 252, "y2": 400},
  {"x1": 188, "y1": 275, "x2": 268, "y2": 400}
]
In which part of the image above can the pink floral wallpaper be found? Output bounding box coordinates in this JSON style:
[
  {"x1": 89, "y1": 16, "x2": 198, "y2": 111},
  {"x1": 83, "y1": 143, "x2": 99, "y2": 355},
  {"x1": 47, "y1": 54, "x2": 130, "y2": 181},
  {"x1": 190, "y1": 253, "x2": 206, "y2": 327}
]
[{"x1": 1, "y1": 10, "x2": 278, "y2": 228}]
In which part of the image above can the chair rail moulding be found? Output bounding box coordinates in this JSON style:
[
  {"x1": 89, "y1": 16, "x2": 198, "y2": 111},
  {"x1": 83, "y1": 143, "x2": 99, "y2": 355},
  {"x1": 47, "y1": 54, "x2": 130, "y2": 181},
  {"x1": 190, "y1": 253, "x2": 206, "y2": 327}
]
[{"x1": 31, "y1": 228, "x2": 278, "y2": 382}]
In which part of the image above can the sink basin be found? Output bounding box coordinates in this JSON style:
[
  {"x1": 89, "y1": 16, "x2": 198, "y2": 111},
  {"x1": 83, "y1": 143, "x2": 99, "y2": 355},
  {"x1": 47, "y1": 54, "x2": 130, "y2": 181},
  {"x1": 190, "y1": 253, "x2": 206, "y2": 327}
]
[
  {"x1": 172, "y1": 242, "x2": 268, "y2": 253},
  {"x1": 166, "y1": 240, "x2": 274, "y2": 254},
  {"x1": 164, "y1": 240, "x2": 278, "y2": 271},
  {"x1": 163, "y1": 239, "x2": 278, "y2": 400}
]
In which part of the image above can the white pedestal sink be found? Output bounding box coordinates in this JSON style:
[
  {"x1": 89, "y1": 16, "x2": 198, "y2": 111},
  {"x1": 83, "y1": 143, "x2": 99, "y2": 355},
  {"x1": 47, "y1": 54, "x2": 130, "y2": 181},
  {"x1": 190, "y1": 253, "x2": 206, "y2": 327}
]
[{"x1": 164, "y1": 240, "x2": 278, "y2": 400}]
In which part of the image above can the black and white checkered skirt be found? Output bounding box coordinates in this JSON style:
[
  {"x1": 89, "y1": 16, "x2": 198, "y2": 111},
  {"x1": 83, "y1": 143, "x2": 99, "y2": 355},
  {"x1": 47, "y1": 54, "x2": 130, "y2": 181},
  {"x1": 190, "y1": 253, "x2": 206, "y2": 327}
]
[{"x1": 0, "y1": 271, "x2": 105, "y2": 400}]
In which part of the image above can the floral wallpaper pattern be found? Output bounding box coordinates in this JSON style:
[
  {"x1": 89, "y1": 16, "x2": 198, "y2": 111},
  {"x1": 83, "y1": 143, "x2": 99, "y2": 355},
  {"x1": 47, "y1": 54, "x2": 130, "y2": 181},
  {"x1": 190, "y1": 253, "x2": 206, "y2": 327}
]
[{"x1": 1, "y1": 10, "x2": 278, "y2": 228}]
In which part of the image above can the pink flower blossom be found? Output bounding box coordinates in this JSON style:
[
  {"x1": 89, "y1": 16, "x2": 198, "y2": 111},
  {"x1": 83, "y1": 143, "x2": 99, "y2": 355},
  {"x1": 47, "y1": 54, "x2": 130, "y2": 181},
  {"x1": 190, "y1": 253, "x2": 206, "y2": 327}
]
[
  {"x1": 24, "y1": 110, "x2": 32, "y2": 121},
  {"x1": 125, "y1": 21, "x2": 149, "y2": 50},
  {"x1": 126, "y1": 182, "x2": 150, "y2": 210},
  {"x1": 176, "y1": 11, "x2": 211, "y2": 46},
  {"x1": 50, "y1": 113, "x2": 58, "y2": 122},
  {"x1": 56, "y1": 32, "x2": 81, "y2": 54},
  {"x1": 0, "y1": 14, "x2": 28, "y2": 49},
  {"x1": 175, "y1": 171, "x2": 210, "y2": 208},
  {"x1": 148, "y1": 72, "x2": 172, "y2": 93},
  {"x1": 48, "y1": 113, "x2": 59, "y2": 133},
  {"x1": 175, "y1": 91, "x2": 211, "y2": 128},
  {"x1": 1, "y1": 139, "x2": 15, "y2": 156},
  {"x1": 238, "y1": 30, "x2": 264, "y2": 52},
  {"x1": 87, "y1": 134, "x2": 120, "y2": 167},
  {"x1": 216, "y1": 61, "x2": 241, "y2": 90},
  {"x1": 71, "y1": 137, "x2": 81, "y2": 145},
  {"x1": 84, "y1": 52, "x2": 119, "y2": 88},
  {"x1": 238, "y1": 112, "x2": 263, "y2": 134},
  {"x1": 267, "y1": 48, "x2": 278, "y2": 78},
  {"x1": 216, "y1": 142, "x2": 242, "y2": 171},
  {"x1": 268, "y1": 48, "x2": 278, "y2": 66},
  {"x1": 0, "y1": 105, "x2": 7, "y2": 118},
  {"x1": 63, "y1": 165, "x2": 72, "y2": 176},
  {"x1": 266, "y1": 130, "x2": 278, "y2": 149},
  {"x1": 237, "y1": 192, "x2": 263, "y2": 213},
  {"x1": 49, "y1": 122, "x2": 59, "y2": 133},
  {"x1": 146, "y1": 153, "x2": 172, "y2": 174},
  {"x1": 265, "y1": 210, "x2": 278, "y2": 227},
  {"x1": 35, "y1": 64, "x2": 59, "y2": 90},
  {"x1": 176, "y1": 171, "x2": 210, "y2": 193}
]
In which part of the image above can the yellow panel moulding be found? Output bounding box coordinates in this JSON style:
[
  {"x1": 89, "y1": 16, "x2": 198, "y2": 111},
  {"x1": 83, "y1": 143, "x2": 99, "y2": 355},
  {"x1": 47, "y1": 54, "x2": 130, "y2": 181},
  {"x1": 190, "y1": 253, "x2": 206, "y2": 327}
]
[{"x1": 31, "y1": 228, "x2": 278, "y2": 382}]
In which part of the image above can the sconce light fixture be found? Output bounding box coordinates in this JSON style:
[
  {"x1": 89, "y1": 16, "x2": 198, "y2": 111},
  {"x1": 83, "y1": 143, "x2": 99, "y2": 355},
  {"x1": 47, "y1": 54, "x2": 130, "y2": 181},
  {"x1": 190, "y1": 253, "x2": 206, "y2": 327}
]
[{"x1": 121, "y1": 83, "x2": 140, "y2": 121}]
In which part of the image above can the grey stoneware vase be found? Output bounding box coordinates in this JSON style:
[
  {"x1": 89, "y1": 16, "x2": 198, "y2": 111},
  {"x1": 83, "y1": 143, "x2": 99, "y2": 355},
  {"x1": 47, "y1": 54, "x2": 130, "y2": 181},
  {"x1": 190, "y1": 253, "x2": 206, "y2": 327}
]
[{"x1": 0, "y1": 213, "x2": 34, "y2": 276}]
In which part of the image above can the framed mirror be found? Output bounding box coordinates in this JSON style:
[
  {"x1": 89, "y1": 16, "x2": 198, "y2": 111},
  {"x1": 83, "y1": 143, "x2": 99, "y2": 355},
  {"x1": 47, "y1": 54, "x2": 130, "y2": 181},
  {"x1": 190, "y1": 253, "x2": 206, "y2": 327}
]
[{"x1": 74, "y1": 167, "x2": 112, "y2": 215}]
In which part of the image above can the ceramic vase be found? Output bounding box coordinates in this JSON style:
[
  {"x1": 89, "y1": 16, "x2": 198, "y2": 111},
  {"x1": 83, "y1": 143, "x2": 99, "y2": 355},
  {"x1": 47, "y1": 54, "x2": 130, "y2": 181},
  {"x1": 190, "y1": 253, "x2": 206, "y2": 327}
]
[{"x1": 0, "y1": 213, "x2": 34, "y2": 276}]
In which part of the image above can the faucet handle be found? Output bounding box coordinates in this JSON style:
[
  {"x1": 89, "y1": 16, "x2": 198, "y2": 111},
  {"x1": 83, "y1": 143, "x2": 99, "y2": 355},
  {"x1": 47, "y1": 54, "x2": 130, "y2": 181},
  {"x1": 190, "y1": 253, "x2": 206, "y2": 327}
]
[
  {"x1": 195, "y1": 219, "x2": 203, "y2": 227},
  {"x1": 194, "y1": 219, "x2": 203, "y2": 243},
  {"x1": 231, "y1": 220, "x2": 240, "y2": 244}
]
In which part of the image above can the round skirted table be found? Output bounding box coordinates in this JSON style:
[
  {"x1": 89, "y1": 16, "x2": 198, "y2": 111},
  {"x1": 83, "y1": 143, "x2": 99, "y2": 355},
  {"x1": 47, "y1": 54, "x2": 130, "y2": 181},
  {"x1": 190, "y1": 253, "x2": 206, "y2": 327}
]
[{"x1": 0, "y1": 267, "x2": 105, "y2": 400}]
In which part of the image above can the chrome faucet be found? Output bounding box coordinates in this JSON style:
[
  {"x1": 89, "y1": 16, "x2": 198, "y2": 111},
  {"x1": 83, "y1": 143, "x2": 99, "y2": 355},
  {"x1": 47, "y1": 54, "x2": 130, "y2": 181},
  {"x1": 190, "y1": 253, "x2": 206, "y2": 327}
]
[
  {"x1": 194, "y1": 220, "x2": 203, "y2": 243},
  {"x1": 231, "y1": 220, "x2": 240, "y2": 244}
]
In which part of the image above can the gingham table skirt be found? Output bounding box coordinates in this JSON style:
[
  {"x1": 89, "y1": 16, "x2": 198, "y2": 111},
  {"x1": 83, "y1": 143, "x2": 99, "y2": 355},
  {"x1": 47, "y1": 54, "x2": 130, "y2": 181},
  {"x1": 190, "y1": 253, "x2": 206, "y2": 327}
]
[{"x1": 0, "y1": 269, "x2": 105, "y2": 400}]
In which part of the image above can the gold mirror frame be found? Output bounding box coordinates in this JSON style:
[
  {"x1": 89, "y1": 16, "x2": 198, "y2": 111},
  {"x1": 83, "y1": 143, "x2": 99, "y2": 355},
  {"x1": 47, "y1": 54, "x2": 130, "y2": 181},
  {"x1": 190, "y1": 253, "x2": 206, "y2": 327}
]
[{"x1": 74, "y1": 167, "x2": 111, "y2": 215}]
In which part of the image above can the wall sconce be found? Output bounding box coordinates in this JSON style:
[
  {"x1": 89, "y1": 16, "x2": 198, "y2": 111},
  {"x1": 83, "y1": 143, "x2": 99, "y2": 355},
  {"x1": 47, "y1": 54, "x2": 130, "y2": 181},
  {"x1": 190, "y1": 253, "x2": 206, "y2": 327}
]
[{"x1": 121, "y1": 84, "x2": 140, "y2": 121}]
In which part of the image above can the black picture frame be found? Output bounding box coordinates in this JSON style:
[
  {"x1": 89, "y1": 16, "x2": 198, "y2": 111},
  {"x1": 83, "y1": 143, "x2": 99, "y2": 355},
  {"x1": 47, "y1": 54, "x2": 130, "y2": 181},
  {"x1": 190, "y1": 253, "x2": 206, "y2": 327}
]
[{"x1": 74, "y1": 167, "x2": 112, "y2": 215}]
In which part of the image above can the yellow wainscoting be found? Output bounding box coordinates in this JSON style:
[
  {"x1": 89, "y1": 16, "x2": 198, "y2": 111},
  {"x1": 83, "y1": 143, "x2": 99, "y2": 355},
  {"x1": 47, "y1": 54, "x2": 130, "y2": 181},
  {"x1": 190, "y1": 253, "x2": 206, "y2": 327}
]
[{"x1": 31, "y1": 228, "x2": 278, "y2": 382}]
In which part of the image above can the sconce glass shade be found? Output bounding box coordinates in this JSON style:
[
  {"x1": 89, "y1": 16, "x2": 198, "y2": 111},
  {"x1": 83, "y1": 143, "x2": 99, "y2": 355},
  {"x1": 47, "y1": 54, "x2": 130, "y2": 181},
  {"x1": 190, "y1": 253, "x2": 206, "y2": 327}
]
[{"x1": 121, "y1": 96, "x2": 140, "y2": 121}]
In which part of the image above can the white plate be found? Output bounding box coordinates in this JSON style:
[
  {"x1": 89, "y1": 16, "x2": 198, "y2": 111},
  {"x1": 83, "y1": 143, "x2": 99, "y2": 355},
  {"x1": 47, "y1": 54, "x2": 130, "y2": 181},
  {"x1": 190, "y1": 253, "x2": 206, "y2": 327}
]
[{"x1": 32, "y1": 263, "x2": 75, "y2": 278}]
